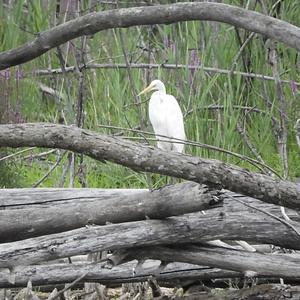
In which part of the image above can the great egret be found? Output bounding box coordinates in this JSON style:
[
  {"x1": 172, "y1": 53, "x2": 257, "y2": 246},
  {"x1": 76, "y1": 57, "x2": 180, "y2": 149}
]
[
  {"x1": 138, "y1": 80, "x2": 257, "y2": 253},
  {"x1": 138, "y1": 79, "x2": 185, "y2": 153}
]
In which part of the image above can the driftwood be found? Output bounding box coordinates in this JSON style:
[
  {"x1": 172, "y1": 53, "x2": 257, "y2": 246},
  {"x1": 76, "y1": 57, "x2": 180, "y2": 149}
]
[
  {"x1": 1, "y1": 248, "x2": 300, "y2": 288},
  {"x1": 0, "y1": 261, "x2": 238, "y2": 288},
  {"x1": 1, "y1": 2, "x2": 300, "y2": 69},
  {"x1": 0, "y1": 182, "x2": 221, "y2": 242},
  {"x1": 128, "y1": 245, "x2": 300, "y2": 278},
  {"x1": 1, "y1": 123, "x2": 300, "y2": 210},
  {"x1": 2, "y1": 182, "x2": 299, "y2": 243},
  {"x1": 1, "y1": 206, "x2": 299, "y2": 268}
]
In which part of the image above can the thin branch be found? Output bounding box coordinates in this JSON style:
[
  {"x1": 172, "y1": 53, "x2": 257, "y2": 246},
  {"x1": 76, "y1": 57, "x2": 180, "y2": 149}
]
[
  {"x1": 118, "y1": 29, "x2": 146, "y2": 129},
  {"x1": 230, "y1": 196, "x2": 300, "y2": 238},
  {"x1": 31, "y1": 63, "x2": 300, "y2": 86},
  {"x1": 0, "y1": 147, "x2": 36, "y2": 162},
  {"x1": 23, "y1": 149, "x2": 57, "y2": 160},
  {"x1": 32, "y1": 151, "x2": 66, "y2": 188},
  {"x1": 236, "y1": 119, "x2": 269, "y2": 175},
  {"x1": 47, "y1": 272, "x2": 88, "y2": 300},
  {"x1": 98, "y1": 123, "x2": 281, "y2": 178},
  {"x1": 230, "y1": 32, "x2": 256, "y2": 74}
]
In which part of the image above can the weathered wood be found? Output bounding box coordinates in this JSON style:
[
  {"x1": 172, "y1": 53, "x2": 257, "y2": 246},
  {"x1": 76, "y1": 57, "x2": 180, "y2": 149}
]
[
  {"x1": 1, "y1": 185, "x2": 298, "y2": 243},
  {"x1": 0, "y1": 123, "x2": 300, "y2": 210},
  {"x1": 1, "y1": 2, "x2": 300, "y2": 69},
  {"x1": 0, "y1": 209, "x2": 299, "y2": 268},
  {"x1": 0, "y1": 261, "x2": 240, "y2": 288},
  {"x1": 1, "y1": 251, "x2": 300, "y2": 289},
  {"x1": 0, "y1": 182, "x2": 221, "y2": 242},
  {"x1": 129, "y1": 245, "x2": 300, "y2": 278}
]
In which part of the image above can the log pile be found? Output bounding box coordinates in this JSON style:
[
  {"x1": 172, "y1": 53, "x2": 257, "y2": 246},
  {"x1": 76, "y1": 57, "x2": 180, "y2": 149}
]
[{"x1": 0, "y1": 123, "x2": 300, "y2": 299}]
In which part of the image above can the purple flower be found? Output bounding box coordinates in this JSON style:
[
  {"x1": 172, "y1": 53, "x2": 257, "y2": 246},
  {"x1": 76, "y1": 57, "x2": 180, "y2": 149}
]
[
  {"x1": 163, "y1": 36, "x2": 176, "y2": 54},
  {"x1": 189, "y1": 49, "x2": 201, "y2": 85},
  {"x1": 190, "y1": 49, "x2": 201, "y2": 68},
  {"x1": 15, "y1": 68, "x2": 23, "y2": 80},
  {"x1": 4, "y1": 69, "x2": 10, "y2": 80},
  {"x1": 170, "y1": 40, "x2": 176, "y2": 54},
  {"x1": 163, "y1": 36, "x2": 169, "y2": 48},
  {"x1": 290, "y1": 80, "x2": 298, "y2": 94}
]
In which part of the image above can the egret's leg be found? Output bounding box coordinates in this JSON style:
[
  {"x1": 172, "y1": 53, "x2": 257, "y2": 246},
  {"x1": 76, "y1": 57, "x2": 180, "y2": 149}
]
[{"x1": 146, "y1": 174, "x2": 153, "y2": 190}]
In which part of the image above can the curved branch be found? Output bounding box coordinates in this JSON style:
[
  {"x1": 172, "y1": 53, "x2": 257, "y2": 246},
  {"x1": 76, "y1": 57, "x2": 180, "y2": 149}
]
[
  {"x1": 1, "y1": 2, "x2": 300, "y2": 69},
  {"x1": 0, "y1": 123, "x2": 300, "y2": 210}
]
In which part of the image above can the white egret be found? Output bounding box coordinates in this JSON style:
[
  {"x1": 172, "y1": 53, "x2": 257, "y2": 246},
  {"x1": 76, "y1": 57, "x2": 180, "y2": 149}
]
[
  {"x1": 138, "y1": 79, "x2": 185, "y2": 153},
  {"x1": 138, "y1": 80, "x2": 257, "y2": 253}
]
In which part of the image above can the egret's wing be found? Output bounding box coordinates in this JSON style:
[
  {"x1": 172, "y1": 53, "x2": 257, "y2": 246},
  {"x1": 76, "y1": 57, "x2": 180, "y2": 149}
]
[
  {"x1": 164, "y1": 95, "x2": 185, "y2": 153},
  {"x1": 148, "y1": 93, "x2": 172, "y2": 151}
]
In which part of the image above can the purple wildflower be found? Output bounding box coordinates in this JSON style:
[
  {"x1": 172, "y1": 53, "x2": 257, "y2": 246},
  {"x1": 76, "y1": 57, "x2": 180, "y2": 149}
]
[
  {"x1": 4, "y1": 69, "x2": 10, "y2": 80},
  {"x1": 163, "y1": 36, "x2": 176, "y2": 55},
  {"x1": 290, "y1": 80, "x2": 298, "y2": 94},
  {"x1": 163, "y1": 36, "x2": 169, "y2": 48},
  {"x1": 170, "y1": 40, "x2": 176, "y2": 55},
  {"x1": 189, "y1": 49, "x2": 201, "y2": 86},
  {"x1": 15, "y1": 68, "x2": 23, "y2": 80}
]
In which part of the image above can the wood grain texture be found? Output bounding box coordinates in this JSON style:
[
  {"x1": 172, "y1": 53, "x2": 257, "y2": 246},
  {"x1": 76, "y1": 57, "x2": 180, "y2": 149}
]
[
  {"x1": 0, "y1": 2, "x2": 300, "y2": 69},
  {"x1": 0, "y1": 209, "x2": 299, "y2": 268},
  {"x1": 131, "y1": 245, "x2": 300, "y2": 278},
  {"x1": 0, "y1": 182, "x2": 221, "y2": 242},
  {"x1": 0, "y1": 261, "x2": 239, "y2": 288},
  {"x1": 0, "y1": 123, "x2": 300, "y2": 210}
]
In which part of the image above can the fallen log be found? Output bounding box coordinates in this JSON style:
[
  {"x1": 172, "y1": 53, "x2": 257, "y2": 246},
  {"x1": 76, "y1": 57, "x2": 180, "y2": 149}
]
[
  {"x1": 0, "y1": 182, "x2": 221, "y2": 242},
  {"x1": 0, "y1": 247, "x2": 300, "y2": 288},
  {"x1": 1, "y1": 209, "x2": 299, "y2": 268},
  {"x1": 0, "y1": 123, "x2": 300, "y2": 210},
  {"x1": 0, "y1": 261, "x2": 239, "y2": 288},
  {"x1": 129, "y1": 245, "x2": 300, "y2": 279},
  {"x1": 2, "y1": 182, "x2": 298, "y2": 243}
]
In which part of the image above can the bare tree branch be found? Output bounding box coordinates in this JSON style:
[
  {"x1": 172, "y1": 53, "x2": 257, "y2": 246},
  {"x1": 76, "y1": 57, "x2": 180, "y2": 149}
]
[
  {"x1": 32, "y1": 63, "x2": 300, "y2": 87},
  {"x1": 1, "y1": 2, "x2": 300, "y2": 69},
  {"x1": 0, "y1": 123, "x2": 300, "y2": 210}
]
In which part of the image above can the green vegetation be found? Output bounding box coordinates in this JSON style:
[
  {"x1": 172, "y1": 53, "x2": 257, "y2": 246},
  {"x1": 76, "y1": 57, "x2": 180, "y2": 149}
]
[{"x1": 0, "y1": 0, "x2": 299, "y2": 188}]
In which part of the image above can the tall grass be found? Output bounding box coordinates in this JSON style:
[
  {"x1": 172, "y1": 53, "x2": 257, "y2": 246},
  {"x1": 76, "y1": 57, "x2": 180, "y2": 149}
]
[{"x1": 0, "y1": 0, "x2": 299, "y2": 188}]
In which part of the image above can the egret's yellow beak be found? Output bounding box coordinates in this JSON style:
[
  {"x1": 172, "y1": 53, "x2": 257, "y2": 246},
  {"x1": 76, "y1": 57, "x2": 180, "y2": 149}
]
[{"x1": 138, "y1": 83, "x2": 154, "y2": 96}]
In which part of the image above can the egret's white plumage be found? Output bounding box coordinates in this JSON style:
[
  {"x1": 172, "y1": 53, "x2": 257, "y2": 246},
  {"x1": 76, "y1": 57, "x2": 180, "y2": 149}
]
[{"x1": 138, "y1": 80, "x2": 185, "y2": 153}]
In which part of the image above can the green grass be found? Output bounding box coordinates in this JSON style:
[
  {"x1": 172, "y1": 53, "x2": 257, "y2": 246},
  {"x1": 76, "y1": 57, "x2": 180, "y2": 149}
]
[{"x1": 1, "y1": 0, "x2": 300, "y2": 188}]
